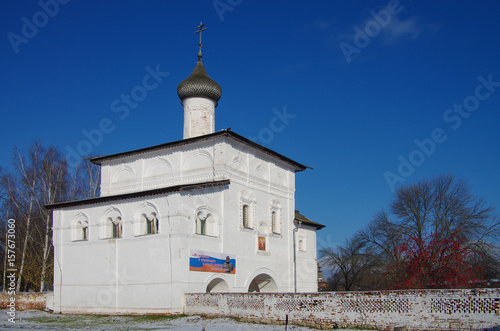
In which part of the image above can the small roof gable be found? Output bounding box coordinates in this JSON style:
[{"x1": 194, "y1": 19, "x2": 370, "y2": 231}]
[
  {"x1": 90, "y1": 130, "x2": 309, "y2": 172},
  {"x1": 294, "y1": 210, "x2": 326, "y2": 230}
]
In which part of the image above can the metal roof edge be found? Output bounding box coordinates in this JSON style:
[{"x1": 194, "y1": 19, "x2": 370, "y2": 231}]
[
  {"x1": 45, "y1": 179, "x2": 230, "y2": 210},
  {"x1": 294, "y1": 210, "x2": 326, "y2": 230}
]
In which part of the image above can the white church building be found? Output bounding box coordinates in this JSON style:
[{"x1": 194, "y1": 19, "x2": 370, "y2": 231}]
[{"x1": 47, "y1": 26, "x2": 325, "y2": 314}]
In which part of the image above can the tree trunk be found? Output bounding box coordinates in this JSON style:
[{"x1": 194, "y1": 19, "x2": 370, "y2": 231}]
[
  {"x1": 39, "y1": 213, "x2": 52, "y2": 292},
  {"x1": 16, "y1": 210, "x2": 32, "y2": 292},
  {"x1": 3, "y1": 229, "x2": 7, "y2": 292}
]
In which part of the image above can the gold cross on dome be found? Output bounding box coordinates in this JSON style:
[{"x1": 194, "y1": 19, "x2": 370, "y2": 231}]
[{"x1": 195, "y1": 21, "x2": 207, "y2": 60}]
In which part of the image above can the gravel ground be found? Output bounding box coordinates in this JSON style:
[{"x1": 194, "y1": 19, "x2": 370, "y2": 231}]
[{"x1": 0, "y1": 309, "x2": 370, "y2": 330}]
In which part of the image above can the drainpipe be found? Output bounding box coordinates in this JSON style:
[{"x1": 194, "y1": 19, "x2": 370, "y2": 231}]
[{"x1": 293, "y1": 220, "x2": 302, "y2": 292}]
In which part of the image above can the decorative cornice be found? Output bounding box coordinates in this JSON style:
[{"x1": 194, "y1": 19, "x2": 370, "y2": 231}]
[
  {"x1": 90, "y1": 130, "x2": 309, "y2": 173},
  {"x1": 45, "y1": 180, "x2": 230, "y2": 210}
]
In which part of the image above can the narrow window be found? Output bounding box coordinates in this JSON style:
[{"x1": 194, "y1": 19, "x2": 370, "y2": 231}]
[
  {"x1": 112, "y1": 217, "x2": 122, "y2": 238},
  {"x1": 147, "y1": 213, "x2": 158, "y2": 234},
  {"x1": 243, "y1": 204, "x2": 250, "y2": 228},
  {"x1": 196, "y1": 213, "x2": 207, "y2": 235},
  {"x1": 200, "y1": 217, "x2": 206, "y2": 235},
  {"x1": 82, "y1": 223, "x2": 89, "y2": 241},
  {"x1": 271, "y1": 211, "x2": 277, "y2": 233}
]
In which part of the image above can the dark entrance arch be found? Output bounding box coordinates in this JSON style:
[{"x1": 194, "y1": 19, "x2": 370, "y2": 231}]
[
  {"x1": 206, "y1": 278, "x2": 229, "y2": 293},
  {"x1": 248, "y1": 273, "x2": 278, "y2": 292}
]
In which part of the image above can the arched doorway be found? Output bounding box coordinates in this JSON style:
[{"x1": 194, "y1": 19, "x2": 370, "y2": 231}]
[
  {"x1": 206, "y1": 278, "x2": 229, "y2": 293},
  {"x1": 248, "y1": 273, "x2": 278, "y2": 293}
]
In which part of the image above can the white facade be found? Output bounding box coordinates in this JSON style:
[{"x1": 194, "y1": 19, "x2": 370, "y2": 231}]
[
  {"x1": 49, "y1": 55, "x2": 324, "y2": 314},
  {"x1": 50, "y1": 133, "x2": 323, "y2": 314}
]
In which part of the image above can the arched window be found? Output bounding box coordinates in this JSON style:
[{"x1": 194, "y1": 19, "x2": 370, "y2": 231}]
[
  {"x1": 195, "y1": 209, "x2": 218, "y2": 237},
  {"x1": 101, "y1": 208, "x2": 123, "y2": 239},
  {"x1": 71, "y1": 213, "x2": 90, "y2": 242},
  {"x1": 104, "y1": 217, "x2": 122, "y2": 239},
  {"x1": 135, "y1": 202, "x2": 160, "y2": 236},
  {"x1": 74, "y1": 220, "x2": 89, "y2": 241}
]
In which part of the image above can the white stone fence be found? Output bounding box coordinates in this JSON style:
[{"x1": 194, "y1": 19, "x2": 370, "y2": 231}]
[{"x1": 184, "y1": 289, "x2": 500, "y2": 330}]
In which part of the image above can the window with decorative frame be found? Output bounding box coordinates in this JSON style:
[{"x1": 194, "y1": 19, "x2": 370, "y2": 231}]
[
  {"x1": 240, "y1": 191, "x2": 256, "y2": 230},
  {"x1": 242, "y1": 204, "x2": 250, "y2": 228}
]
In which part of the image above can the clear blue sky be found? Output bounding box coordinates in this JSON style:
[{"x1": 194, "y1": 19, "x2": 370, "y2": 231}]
[{"x1": 1, "y1": 1, "x2": 499, "y2": 248}]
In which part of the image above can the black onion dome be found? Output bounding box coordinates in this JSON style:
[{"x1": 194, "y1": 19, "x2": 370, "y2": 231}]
[{"x1": 177, "y1": 60, "x2": 222, "y2": 105}]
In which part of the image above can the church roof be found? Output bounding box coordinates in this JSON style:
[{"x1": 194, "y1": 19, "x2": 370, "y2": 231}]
[
  {"x1": 90, "y1": 129, "x2": 309, "y2": 172},
  {"x1": 294, "y1": 210, "x2": 326, "y2": 229},
  {"x1": 45, "y1": 180, "x2": 230, "y2": 210},
  {"x1": 177, "y1": 59, "x2": 222, "y2": 105}
]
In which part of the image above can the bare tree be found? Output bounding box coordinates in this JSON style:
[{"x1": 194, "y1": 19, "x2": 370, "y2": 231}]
[
  {"x1": 68, "y1": 156, "x2": 101, "y2": 201},
  {"x1": 356, "y1": 210, "x2": 405, "y2": 267},
  {"x1": 37, "y1": 146, "x2": 69, "y2": 291},
  {"x1": 320, "y1": 236, "x2": 373, "y2": 291},
  {"x1": 78, "y1": 157, "x2": 101, "y2": 199},
  {"x1": 0, "y1": 142, "x2": 101, "y2": 292},
  {"x1": 6, "y1": 144, "x2": 44, "y2": 291}
]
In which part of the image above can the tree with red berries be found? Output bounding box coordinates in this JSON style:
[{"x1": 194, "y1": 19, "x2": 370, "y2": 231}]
[{"x1": 357, "y1": 174, "x2": 499, "y2": 289}]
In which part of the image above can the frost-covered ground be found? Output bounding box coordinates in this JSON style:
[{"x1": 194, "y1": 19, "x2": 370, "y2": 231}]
[{"x1": 0, "y1": 309, "x2": 370, "y2": 330}]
